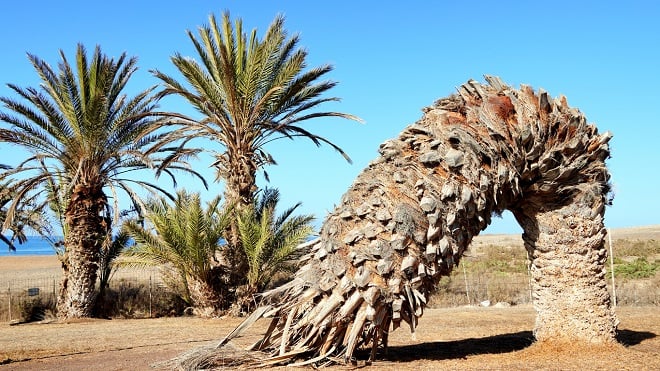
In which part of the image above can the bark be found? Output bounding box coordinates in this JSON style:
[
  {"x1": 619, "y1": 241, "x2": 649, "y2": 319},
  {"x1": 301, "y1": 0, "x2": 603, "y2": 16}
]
[
  {"x1": 56, "y1": 183, "x2": 108, "y2": 319},
  {"x1": 221, "y1": 150, "x2": 255, "y2": 295},
  {"x1": 513, "y1": 186, "x2": 618, "y2": 342},
  {"x1": 188, "y1": 276, "x2": 224, "y2": 317},
  {"x1": 223, "y1": 150, "x2": 258, "y2": 210},
  {"x1": 208, "y1": 76, "x2": 617, "y2": 367}
]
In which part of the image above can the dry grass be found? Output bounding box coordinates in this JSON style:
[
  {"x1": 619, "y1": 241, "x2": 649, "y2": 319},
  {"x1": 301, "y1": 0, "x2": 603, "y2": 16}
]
[{"x1": 1, "y1": 306, "x2": 658, "y2": 370}]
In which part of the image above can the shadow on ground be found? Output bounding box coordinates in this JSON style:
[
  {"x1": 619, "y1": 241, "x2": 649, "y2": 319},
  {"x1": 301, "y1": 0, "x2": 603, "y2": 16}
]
[
  {"x1": 367, "y1": 331, "x2": 535, "y2": 362},
  {"x1": 617, "y1": 329, "x2": 656, "y2": 346},
  {"x1": 361, "y1": 329, "x2": 657, "y2": 363}
]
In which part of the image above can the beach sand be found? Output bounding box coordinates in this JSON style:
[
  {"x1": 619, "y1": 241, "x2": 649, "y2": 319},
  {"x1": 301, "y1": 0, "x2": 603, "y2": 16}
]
[
  {"x1": 0, "y1": 255, "x2": 61, "y2": 285},
  {"x1": 0, "y1": 255, "x2": 160, "y2": 293}
]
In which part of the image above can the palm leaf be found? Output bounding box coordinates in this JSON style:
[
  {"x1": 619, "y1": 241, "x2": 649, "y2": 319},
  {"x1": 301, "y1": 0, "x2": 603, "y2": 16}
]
[
  {"x1": 238, "y1": 187, "x2": 314, "y2": 291},
  {"x1": 154, "y1": 11, "x2": 361, "y2": 209},
  {"x1": 120, "y1": 191, "x2": 231, "y2": 304}
]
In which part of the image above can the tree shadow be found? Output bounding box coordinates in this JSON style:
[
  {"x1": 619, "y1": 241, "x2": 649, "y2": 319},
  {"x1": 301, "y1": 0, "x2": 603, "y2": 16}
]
[
  {"x1": 361, "y1": 329, "x2": 657, "y2": 363},
  {"x1": 617, "y1": 329, "x2": 656, "y2": 346},
  {"x1": 375, "y1": 331, "x2": 534, "y2": 362}
]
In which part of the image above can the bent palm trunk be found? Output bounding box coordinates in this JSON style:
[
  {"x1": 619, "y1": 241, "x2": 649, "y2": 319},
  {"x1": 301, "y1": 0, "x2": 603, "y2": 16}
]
[{"x1": 212, "y1": 76, "x2": 617, "y2": 366}]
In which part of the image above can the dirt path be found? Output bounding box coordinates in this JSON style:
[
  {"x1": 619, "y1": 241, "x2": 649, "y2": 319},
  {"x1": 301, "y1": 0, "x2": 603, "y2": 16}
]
[
  {"x1": 1, "y1": 306, "x2": 658, "y2": 370},
  {"x1": 2, "y1": 342, "x2": 208, "y2": 371}
]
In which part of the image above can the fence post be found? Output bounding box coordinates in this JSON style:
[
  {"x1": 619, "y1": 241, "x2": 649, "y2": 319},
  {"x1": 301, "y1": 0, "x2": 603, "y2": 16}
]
[
  {"x1": 149, "y1": 275, "x2": 153, "y2": 318},
  {"x1": 462, "y1": 263, "x2": 470, "y2": 305},
  {"x1": 8, "y1": 284, "x2": 11, "y2": 322},
  {"x1": 608, "y1": 228, "x2": 617, "y2": 308}
]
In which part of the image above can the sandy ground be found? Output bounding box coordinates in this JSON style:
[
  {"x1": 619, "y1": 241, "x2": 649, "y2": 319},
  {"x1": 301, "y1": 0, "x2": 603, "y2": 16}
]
[
  {"x1": 0, "y1": 306, "x2": 658, "y2": 370},
  {"x1": 0, "y1": 256, "x2": 61, "y2": 283},
  {"x1": 0, "y1": 255, "x2": 161, "y2": 294},
  {"x1": 1, "y1": 226, "x2": 658, "y2": 369},
  {"x1": 470, "y1": 224, "x2": 660, "y2": 250}
]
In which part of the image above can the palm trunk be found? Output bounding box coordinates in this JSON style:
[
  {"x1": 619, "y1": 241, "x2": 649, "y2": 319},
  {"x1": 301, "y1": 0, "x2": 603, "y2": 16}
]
[
  {"x1": 204, "y1": 76, "x2": 616, "y2": 367},
  {"x1": 56, "y1": 184, "x2": 108, "y2": 319},
  {"x1": 222, "y1": 151, "x2": 257, "y2": 302},
  {"x1": 514, "y1": 188, "x2": 617, "y2": 342},
  {"x1": 188, "y1": 276, "x2": 224, "y2": 317}
]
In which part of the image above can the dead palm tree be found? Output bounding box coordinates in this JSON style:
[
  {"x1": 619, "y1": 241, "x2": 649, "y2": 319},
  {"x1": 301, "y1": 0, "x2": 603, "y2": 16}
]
[
  {"x1": 121, "y1": 190, "x2": 232, "y2": 316},
  {"x1": 194, "y1": 76, "x2": 617, "y2": 368},
  {"x1": 0, "y1": 44, "x2": 203, "y2": 319},
  {"x1": 152, "y1": 11, "x2": 361, "y2": 284}
]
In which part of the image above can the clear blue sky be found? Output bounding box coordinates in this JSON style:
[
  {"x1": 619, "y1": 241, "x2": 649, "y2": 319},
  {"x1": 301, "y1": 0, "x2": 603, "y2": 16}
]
[{"x1": 1, "y1": 1, "x2": 658, "y2": 234}]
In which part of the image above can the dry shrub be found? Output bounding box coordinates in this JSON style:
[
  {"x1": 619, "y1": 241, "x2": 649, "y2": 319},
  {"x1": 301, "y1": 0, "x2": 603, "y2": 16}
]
[
  {"x1": 473, "y1": 245, "x2": 529, "y2": 274},
  {"x1": 429, "y1": 243, "x2": 532, "y2": 307},
  {"x1": 485, "y1": 276, "x2": 532, "y2": 304},
  {"x1": 611, "y1": 274, "x2": 660, "y2": 305},
  {"x1": 98, "y1": 279, "x2": 186, "y2": 318},
  {"x1": 0, "y1": 291, "x2": 56, "y2": 323},
  {"x1": 430, "y1": 276, "x2": 469, "y2": 307},
  {"x1": 613, "y1": 239, "x2": 660, "y2": 258},
  {"x1": 18, "y1": 295, "x2": 56, "y2": 322},
  {"x1": 432, "y1": 239, "x2": 660, "y2": 307},
  {"x1": 429, "y1": 271, "x2": 532, "y2": 307}
]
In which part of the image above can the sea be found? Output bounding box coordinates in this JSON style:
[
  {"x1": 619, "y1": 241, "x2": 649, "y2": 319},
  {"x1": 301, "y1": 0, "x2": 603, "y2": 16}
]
[{"x1": 0, "y1": 236, "x2": 59, "y2": 256}]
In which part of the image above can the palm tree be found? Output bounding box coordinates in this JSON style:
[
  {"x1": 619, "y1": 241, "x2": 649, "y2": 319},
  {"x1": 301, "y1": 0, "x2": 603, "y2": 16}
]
[
  {"x1": 0, "y1": 175, "x2": 52, "y2": 251},
  {"x1": 94, "y1": 228, "x2": 132, "y2": 316},
  {"x1": 202, "y1": 77, "x2": 617, "y2": 367},
  {"x1": 0, "y1": 44, "x2": 203, "y2": 319},
  {"x1": 121, "y1": 190, "x2": 232, "y2": 316},
  {"x1": 152, "y1": 11, "x2": 361, "y2": 277},
  {"x1": 236, "y1": 188, "x2": 313, "y2": 310}
]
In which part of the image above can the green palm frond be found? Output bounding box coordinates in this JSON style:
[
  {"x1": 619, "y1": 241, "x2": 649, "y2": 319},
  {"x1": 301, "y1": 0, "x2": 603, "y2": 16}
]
[
  {"x1": 238, "y1": 187, "x2": 314, "y2": 291},
  {"x1": 0, "y1": 44, "x2": 204, "y2": 235},
  {"x1": 120, "y1": 190, "x2": 231, "y2": 288},
  {"x1": 98, "y1": 229, "x2": 132, "y2": 289},
  {"x1": 0, "y1": 177, "x2": 53, "y2": 251},
  {"x1": 153, "y1": 11, "x2": 361, "y2": 207}
]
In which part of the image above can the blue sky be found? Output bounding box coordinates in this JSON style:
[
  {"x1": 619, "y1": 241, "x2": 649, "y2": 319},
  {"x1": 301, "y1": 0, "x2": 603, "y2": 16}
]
[{"x1": 1, "y1": 1, "x2": 658, "y2": 234}]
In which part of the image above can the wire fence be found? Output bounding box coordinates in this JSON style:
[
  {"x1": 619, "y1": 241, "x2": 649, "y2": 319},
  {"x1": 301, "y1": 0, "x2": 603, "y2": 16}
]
[
  {"x1": 0, "y1": 271, "x2": 178, "y2": 322},
  {"x1": 1, "y1": 262, "x2": 656, "y2": 322},
  {"x1": 431, "y1": 271, "x2": 658, "y2": 308}
]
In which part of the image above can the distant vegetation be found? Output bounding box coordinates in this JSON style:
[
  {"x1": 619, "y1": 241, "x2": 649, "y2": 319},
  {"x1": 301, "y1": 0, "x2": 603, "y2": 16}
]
[
  {"x1": 614, "y1": 257, "x2": 659, "y2": 279},
  {"x1": 431, "y1": 238, "x2": 660, "y2": 307}
]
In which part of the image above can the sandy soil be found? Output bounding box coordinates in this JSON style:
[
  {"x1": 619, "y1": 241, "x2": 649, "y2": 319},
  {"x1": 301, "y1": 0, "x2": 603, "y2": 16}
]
[
  {"x1": 0, "y1": 256, "x2": 61, "y2": 283},
  {"x1": 0, "y1": 255, "x2": 161, "y2": 292},
  {"x1": 470, "y1": 224, "x2": 660, "y2": 250},
  {"x1": 1, "y1": 306, "x2": 658, "y2": 370},
  {"x1": 1, "y1": 226, "x2": 658, "y2": 369}
]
